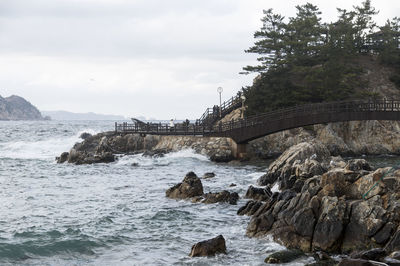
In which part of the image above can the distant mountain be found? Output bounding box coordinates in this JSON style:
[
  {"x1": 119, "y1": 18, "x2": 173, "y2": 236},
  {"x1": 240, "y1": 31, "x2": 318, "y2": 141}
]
[
  {"x1": 41, "y1": 110, "x2": 127, "y2": 121},
  {"x1": 0, "y1": 95, "x2": 45, "y2": 120}
]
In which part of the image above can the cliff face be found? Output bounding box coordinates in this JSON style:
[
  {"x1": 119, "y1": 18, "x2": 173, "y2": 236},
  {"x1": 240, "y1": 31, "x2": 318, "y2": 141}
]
[{"x1": 0, "y1": 95, "x2": 44, "y2": 120}]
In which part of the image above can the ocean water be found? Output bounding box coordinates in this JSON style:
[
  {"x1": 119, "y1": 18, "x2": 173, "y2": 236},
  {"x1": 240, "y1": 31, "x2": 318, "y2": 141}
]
[{"x1": 0, "y1": 120, "x2": 310, "y2": 266}]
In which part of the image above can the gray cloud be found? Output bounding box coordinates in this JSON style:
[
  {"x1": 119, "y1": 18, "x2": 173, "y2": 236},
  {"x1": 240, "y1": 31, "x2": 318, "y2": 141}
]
[{"x1": 0, "y1": 0, "x2": 398, "y2": 119}]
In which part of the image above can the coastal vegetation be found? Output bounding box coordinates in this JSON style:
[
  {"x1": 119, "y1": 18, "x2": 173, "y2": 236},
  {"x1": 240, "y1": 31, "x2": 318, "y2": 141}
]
[{"x1": 242, "y1": 0, "x2": 400, "y2": 115}]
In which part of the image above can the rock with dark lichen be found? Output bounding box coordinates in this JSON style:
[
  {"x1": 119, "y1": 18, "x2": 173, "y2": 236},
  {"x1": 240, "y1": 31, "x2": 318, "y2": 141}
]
[
  {"x1": 166, "y1": 172, "x2": 203, "y2": 199},
  {"x1": 189, "y1": 235, "x2": 226, "y2": 257}
]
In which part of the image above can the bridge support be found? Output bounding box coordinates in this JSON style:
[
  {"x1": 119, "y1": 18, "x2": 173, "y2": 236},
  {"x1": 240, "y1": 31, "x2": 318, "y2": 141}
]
[{"x1": 229, "y1": 139, "x2": 248, "y2": 159}]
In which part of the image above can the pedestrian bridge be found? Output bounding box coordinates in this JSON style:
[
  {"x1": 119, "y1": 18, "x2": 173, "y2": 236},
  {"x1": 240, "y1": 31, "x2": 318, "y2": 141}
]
[{"x1": 115, "y1": 99, "x2": 400, "y2": 157}]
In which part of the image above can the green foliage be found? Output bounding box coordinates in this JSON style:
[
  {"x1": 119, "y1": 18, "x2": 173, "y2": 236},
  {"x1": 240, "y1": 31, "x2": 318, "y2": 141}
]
[{"x1": 243, "y1": 1, "x2": 400, "y2": 115}]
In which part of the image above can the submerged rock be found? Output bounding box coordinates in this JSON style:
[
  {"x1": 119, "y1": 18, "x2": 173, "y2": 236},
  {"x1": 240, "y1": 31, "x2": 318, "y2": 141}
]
[
  {"x1": 193, "y1": 190, "x2": 239, "y2": 205},
  {"x1": 189, "y1": 235, "x2": 227, "y2": 257},
  {"x1": 166, "y1": 172, "x2": 203, "y2": 199},
  {"x1": 56, "y1": 152, "x2": 69, "y2": 163},
  {"x1": 142, "y1": 149, "x2": 170, "y2": 158},
  {"x1": 203, "y1": 172, "x2": 216, "y2": 179},
  {"x1": 264, "y1": 249, "x2": 304, "y2": 264}
]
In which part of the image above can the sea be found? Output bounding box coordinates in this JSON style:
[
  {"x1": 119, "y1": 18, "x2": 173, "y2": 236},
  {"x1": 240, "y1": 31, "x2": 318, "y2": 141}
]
[{"x1": 0, "y1": 120, "x2": 398, "y2": 266}]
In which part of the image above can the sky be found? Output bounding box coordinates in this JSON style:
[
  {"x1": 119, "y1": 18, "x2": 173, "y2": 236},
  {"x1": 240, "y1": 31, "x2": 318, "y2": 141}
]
[{"x1": 0, "y1": 0, "x2": 399, "y2": 119}]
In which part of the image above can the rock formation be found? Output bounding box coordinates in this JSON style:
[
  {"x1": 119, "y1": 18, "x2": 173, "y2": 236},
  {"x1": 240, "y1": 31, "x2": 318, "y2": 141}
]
[
  {"x1": 166, "y1": 172, "x2": 239, "y2": 205},
  {"x1": 166, "y1": 172, "x2": 204, "y2": 199},
  {"x1": 57, "y1": 132, "x2": 235, "y2": 164},
  {"x1": 0, "y1": 95, "x2": 44, "y2": 120},
  {"x1": 189, "y1": 235, "x2": 227, "y2": 257},
  {"x1": 239, "y1": 142, "x2": 400, "y2": 257}
]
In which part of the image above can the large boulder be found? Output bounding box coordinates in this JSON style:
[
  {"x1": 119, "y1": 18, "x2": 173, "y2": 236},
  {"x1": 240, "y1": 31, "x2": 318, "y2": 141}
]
[
  {"x1": 166, "y1": 172, "x2": 203, "y2": 199},
  {"x1": 189, "y1": 235, "x2": 227, "y2": 257}
]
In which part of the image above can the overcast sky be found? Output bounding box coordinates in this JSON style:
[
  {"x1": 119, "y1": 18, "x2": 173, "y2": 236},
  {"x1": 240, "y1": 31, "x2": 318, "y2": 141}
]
[{"x1": 1, "y1": 0, "x2": 399, "y2": 119}]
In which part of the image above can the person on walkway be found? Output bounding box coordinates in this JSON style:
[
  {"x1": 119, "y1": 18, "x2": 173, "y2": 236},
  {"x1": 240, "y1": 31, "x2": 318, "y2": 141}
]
[{"x1": 169, "y1": 119, "x2": 174, "y2": 131}]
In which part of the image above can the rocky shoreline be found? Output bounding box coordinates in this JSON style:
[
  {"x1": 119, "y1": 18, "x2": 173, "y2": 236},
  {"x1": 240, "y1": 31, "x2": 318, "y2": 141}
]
[
  {"x1": 57, "y1": 120, "x2": 400, "y2": 165},
  {"x1": 57, "y1": 127, "x2": 400, "y2": 264},
  {"x1": 239, "y1": 141, "x2": 400, "y2": 265}
]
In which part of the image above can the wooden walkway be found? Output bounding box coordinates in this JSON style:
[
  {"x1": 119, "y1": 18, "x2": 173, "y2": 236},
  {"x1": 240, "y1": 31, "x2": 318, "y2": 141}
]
[{"x1": 115, "y1": 99, "x2": 400, "y2": 144}]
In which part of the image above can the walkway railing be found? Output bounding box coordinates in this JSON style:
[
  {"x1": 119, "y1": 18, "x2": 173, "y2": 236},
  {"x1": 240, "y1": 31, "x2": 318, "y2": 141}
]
[
  {"x1": 115, "y1": 121, "x2": 213, "y2": 135},
  {"x1": 213, "y1": 99, "x2": 400, "y2": 133},
  {"x1": 196, "y1": 94, "x2": 243, "y2": 126},
  {"x1": 115, "y1": 99, "x2": 400, "y2": 141}
]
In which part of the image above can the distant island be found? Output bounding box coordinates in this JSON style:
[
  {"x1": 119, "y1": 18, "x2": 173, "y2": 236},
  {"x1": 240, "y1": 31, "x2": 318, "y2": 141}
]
[
  {"x1": 41, "y1": 110, "x2": 127, "y2": 121},
  {"x1": 0, "y1": 95, "x2": 46, "y2": 120}
]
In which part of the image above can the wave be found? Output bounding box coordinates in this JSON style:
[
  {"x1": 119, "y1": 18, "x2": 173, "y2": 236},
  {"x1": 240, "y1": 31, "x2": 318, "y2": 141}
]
[
  {"x1": 0, "y1": 129, "x2": 98, "y2": 160},
  {"x1": 115, "y1": 149, "x2": 210, "y2": 167}
]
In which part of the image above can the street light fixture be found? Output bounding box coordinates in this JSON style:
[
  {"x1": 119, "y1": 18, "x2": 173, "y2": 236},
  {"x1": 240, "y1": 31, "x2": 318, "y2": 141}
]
[{"x1": 217, "y1": 87, "x2": 223, "y2": 118}]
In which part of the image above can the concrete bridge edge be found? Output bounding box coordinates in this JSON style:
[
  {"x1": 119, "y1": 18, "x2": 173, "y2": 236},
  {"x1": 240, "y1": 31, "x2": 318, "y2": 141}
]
[{"x1": 228, "y1": 138, "x2": 248, "y2": 159}]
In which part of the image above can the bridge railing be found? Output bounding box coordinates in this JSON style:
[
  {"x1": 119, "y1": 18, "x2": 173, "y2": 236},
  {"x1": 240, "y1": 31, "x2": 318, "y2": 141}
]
[
  {"x1": 213, "y1": 99, "x2": 400, "y2": 132},
  {"x1": 115, "y1": 121, "x2": 214, "y2": 135},
  {"x1": 196, "y1": 93, "x2": 243, "y2": 126}
]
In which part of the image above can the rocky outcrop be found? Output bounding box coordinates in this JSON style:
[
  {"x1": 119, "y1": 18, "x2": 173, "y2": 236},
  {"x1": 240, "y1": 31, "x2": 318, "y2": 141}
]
[
  {"x1": 257, "y1": 141, "x2": 330, "y2": 190},
  {"x1": 0, "y1": 95, "x2": 44, "y2": 120},
  {"x1": 166, "y1": 172, "x2": 239, "y2": 205},
  {"x1": 189, "y1": 235, "x2": 227, "y2": 257},
  {"x1": 166, "y1": 172, "x2": 204, "y2": 199},
  {"x1": 57, "y1": 133, "x2": 235, "y2": 164},
  {"x1": 241, "y1": 144, "x2": 400, "y2": 256}
]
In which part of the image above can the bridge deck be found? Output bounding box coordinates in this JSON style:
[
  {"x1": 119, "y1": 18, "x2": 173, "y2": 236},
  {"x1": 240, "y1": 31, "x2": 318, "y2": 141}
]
[{"x1": 115, "y1": 99, "x2": 400, "y2": 143}]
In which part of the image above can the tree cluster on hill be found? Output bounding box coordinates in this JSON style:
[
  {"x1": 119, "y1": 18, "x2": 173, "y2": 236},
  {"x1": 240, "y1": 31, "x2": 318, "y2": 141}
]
[{"x1": 242, "y1": 0, "x2": 400, "y2": 115}]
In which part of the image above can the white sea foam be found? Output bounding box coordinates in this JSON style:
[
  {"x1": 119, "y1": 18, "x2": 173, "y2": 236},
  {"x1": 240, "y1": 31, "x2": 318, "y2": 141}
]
[
  {"x1": 0, "y1": 129, "x2": 97, "y2": 160},
  {"x1": 163, "y1": 149, "x2": 209, "y2": 161},
  {"x1": 116, "y1": 149, "x2": 209, "y2": 167}
]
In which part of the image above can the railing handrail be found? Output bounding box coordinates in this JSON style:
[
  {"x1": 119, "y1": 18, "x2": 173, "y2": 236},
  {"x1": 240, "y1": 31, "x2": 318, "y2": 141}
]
[
  {"x1": 196, "y1": 93, "x2": 243, "y2": 126},
  {"x1": 116, "y1": 99, "x2": 400, "y2": 137}
]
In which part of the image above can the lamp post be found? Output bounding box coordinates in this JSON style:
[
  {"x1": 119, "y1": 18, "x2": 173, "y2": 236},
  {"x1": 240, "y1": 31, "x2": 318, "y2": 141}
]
[
  {"x1": 240, "y1": 94, "x2": 246, "y2": 119},
  {"x1": 217, "y1": 87, "x2": 223, "y2": 118}
]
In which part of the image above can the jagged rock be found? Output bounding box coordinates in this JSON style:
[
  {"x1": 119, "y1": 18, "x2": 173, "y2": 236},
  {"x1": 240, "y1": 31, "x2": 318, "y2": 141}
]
[
  {"x1": 338, "y1": 258, "x2": 386, "y2": 266},
  {"x1": 56, "y1": 152, "x2": 69, "y2": 163},
  {"x1": 345, "y1": 159, "x2": 372, "y2": 172},
  {"x1": 189, "y1": 235, "x2": 226, "y2": 257},
  {"x1": 237, "y1": 200, "x2": 264, "y2": 216},
  {"x1": 79, "y1": 132, "x2": 92, "y2": 140},
  {"x1": 203, "y1": 172, "x2": 216, "y2": 179},
  {"x1": 373, "y1": 223, "x2": 396, "y2": 245},
  {"x1": 258, "y1": 141, "x2": 330, "y2": 189},
  {"x1": 244, "y1": 185, "x2": 272, "y2": 201},
  {"x1": 312, "y1": 196, "x2": 347, "y2": 252},
  {"x1": 350, "y1": 248, "x2": 387, "y2": 261},
  {"x1": 264, "y1": 249, "x2": 304, "y2": 264},
  {"x1": 229, "y1": 183, "x2": 237, "y2": 187},
  {"x1": 193, "y1": 190, "x2": 239, "y2": 205},
  {"x1": 166, "y1": 172, "x2": 203, "y2": 199},
  {"x1": 386, "y1": 229, "x2": 400, "y2": 253}
]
